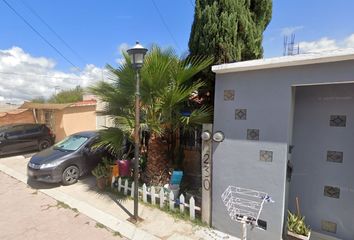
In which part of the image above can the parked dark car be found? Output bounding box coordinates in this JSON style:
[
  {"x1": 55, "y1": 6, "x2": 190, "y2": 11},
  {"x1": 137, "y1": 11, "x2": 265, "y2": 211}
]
[
  {"x1": 0, "y1": 123, "x2": 55, "y2": 156},
  {"x1": 27, "y1": 131, "x2": 109, "y2": 185}
]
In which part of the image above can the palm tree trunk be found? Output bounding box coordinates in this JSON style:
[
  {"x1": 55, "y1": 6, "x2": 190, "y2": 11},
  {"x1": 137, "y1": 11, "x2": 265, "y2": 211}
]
[{"x1": 142, "y1": 134, "x2": 170, "y2": 186}]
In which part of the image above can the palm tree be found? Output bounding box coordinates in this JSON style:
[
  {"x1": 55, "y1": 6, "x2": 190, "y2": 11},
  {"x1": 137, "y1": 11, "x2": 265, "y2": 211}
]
[{"x1": 90, "y1": 46, "x2": 213, "y2": 186}]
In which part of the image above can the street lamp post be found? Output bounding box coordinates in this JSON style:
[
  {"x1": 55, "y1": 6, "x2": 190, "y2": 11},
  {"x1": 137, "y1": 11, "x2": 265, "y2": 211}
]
[{"x1": 127, "y1": 42, "x2": 148, "y2": 221}]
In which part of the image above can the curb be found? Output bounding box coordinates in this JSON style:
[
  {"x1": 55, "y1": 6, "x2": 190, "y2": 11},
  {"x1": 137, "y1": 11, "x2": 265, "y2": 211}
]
[{"x1": 0, "y1": 163, "x2": 160, "y2": 240}]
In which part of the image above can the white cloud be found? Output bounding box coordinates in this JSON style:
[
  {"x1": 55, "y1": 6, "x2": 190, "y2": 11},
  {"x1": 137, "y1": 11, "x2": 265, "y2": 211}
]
[
  {"x1": 344, "y1": 33, "x2": 354, "y2": 48},
  {"x1": 281, "y1": 26, "x2": 304, "y2": 36},
  {"x1": 115, "y1": 57, "x2": 126, "y2": 65},
  {"x1": 115, "y1": 42, "x2": 130, "y2": 66},
  {"x1": 299, "y1": 33, "x2": 354, "y2": 54},
  {"x1": 0, "y1": 47, "x2": 55, "y2": 69},
  {"x1": 0, "y1": 46, "x2": 105, "y2": 104},
  {"x1": 299, "y1": 37, "x2": 339, "y2": 53},
  {"x1": 118, "y1": 43, "x2": 129, "y2": 54}
]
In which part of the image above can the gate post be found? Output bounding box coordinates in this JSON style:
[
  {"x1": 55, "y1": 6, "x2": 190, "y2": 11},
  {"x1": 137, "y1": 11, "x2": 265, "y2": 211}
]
[{"x1": 201, "y1": 123, "x2": 213, "y2": 225}]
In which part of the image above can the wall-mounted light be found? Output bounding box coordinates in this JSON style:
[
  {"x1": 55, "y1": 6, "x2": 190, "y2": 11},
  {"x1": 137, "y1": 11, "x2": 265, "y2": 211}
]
[
  {"x1": 201, "y1": 130, "x2": 212, "y2": 141},
  {"x1": 213, "y1": 131, "x2": 225, "y2": 142}
]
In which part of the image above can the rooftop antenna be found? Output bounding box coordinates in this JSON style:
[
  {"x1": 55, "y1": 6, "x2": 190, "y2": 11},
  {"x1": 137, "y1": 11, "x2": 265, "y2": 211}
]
[
  {"x1": 283, "y1": 35, "x2": 288, "y2": 56},
  {"x1": 283, "y1": 33, "x2": 300, "y2": 56}
]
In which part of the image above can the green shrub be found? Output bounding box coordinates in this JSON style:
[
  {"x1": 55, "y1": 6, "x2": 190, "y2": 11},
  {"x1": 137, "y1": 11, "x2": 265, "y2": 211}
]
[
  {"x1": 287, "y1": 210, "x2": 311, "y2": 237},
  {"x1": 92, "y1": 163, "x2": 109, "y2": 178}
]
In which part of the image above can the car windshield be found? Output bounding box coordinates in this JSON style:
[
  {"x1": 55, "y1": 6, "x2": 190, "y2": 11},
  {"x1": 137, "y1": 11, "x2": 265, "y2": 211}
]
[{"x1": 54, "y1": 135, "x2": 89, "y2": 151}]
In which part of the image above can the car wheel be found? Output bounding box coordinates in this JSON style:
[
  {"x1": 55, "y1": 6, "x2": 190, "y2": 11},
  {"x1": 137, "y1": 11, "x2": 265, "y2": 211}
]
[
  {"x1": 38, "y1": 139, "x2": 50, "y2": 151},
  {"x1": 62, "y1": 166, "x2": 80, "y2": 185}
]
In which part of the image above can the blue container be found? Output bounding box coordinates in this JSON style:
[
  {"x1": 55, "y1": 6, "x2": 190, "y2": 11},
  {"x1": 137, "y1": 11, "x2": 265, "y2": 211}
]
[{"x1": 170, "y1": 171, "x2": 183, "y2": 185}]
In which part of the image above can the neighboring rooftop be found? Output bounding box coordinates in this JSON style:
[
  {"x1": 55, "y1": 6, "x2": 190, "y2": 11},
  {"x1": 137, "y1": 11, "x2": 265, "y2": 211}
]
[
  {"x1": 212, "y1": 49, "x2": 354, "y2": 74},
  {"x1": 19, "y1": 100, "x2": 97, "y2": 110},
  {"x1": 19, "y1": 102, "x2": 71, "y2": 110},
  {"x1": 0, "y1": 109, "x2": 28, "y2": 118},
  {"x1": 70, "y1": 99, "x2": 97, "y2": 107}
]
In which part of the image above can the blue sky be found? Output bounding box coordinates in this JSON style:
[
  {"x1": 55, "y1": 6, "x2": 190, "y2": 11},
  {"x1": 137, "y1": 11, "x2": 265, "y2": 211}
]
[
  {"x1": 0, "y1": 0, "x2": 354, "y2": 102},
  {"x1": 264, "y1": 0, "x2": 354, "y2": 57}
]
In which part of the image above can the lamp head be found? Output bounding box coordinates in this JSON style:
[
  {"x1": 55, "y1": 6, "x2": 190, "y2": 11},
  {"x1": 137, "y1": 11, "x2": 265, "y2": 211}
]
[{"x1": 127, "y1": 41, "x2": 148, "y2": 70}]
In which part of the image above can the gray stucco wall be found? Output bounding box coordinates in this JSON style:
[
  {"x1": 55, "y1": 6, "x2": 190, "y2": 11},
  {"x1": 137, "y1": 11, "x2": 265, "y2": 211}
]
[
  {"x1": 212, "y1": 60, "x2": 354, "y2": 239},
  {"x1": 290, "y1": 84, "x2": 354, "y2": 239}
]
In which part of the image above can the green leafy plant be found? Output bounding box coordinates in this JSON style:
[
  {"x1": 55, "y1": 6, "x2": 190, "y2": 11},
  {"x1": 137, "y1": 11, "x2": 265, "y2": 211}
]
[
  {"x1": 287, "y1": 210, "x2": 311, "y2": 237},
  {"x1": 48, "y1": 85, "x2": 84, "y2": 103},
  {"x1": 92, "y1": 163, "x2": 109, "y2": 179},
  {"x1": 102, "y1": 157, "x2": 115, "y2": 166},
  {"x1": 90, "y1": 46, "x2": 213, "y2": 186}
]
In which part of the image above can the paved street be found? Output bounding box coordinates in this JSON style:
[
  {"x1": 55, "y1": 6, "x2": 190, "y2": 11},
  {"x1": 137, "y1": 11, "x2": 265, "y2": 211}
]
[
  {"x1": 0, "y1": 171, "x2": 124, "y2": 240},
  {"x1": 0, "y1": 154, "x2": 238, "y2": 240}
]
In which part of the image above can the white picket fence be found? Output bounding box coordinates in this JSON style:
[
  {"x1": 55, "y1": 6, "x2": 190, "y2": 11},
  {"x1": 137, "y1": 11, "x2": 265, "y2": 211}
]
[{"x1": 112, "y1": 177, "x2": 201, "y2": 220}]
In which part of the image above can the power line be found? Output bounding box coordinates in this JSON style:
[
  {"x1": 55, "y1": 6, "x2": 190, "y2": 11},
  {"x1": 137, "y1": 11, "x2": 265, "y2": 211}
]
[
  {"x1": 1, "y1": 0, "x2": 80, "y2": 70},
  {"x1": 150, "y1": 0, "x2": 181, "y2": 51},
  {"x1": 19, "y1": 0, "x2": 87, "y2": 65}
]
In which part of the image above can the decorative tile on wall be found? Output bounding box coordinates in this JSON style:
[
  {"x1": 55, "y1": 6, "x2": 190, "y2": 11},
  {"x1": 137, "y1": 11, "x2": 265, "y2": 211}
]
[
  {"x1": 235, "y1": 109, "x2": 247, "y2": 120},
  {"x1": 324, "y1": 186, "x2": 340, "y2": 199},
  {"x1": 247, "y1": 129, "x2": 259, "y2": 140},
  {"x1": 224, "y1": 90, "x2": 235, "y2": 101},
  {"x1": 260, "y1": 150, "x2": 273, "y2": 162},
  {"x1": 327, "y1": 151, "x2": 343, "y2": 163},
  {"x1": 330, "y1": 115, "x2": 346, "y2": 127},
  {"x1": 321, "y1": 220, "x2": 337, "y2": 233}
]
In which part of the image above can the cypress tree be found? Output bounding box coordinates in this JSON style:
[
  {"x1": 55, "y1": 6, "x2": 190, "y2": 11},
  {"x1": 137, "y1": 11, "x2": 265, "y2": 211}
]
[
  {"x1": 189, "y1": 0, "x2": 272, "y2": 64},
  {"x1": 188, "y1": 0, "x2": 272, "y2": 105}
]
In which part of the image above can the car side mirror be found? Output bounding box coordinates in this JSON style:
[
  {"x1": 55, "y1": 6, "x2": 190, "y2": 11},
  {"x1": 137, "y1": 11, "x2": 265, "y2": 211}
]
[{"x1": 83, "y1": 147, "x2": 90, "y2": 155}]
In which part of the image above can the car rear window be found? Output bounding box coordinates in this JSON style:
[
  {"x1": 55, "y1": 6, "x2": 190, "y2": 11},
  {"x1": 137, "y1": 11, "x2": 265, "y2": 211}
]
[
  {"x1": 24, "y1": 125, "x2": 41, "y2": 134},
  {"x1": 5, "y1": 125, "x2": 25, "y2": 137},
  {"x1": 54, "y1": 135, "x2": 89, "y2": 151}
]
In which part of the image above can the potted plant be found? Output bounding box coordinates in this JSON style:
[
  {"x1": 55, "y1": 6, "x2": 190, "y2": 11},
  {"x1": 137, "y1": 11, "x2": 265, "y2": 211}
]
[
  {"x1": 287, "y1": 210, "x2": 311, "y2": 240},
  {"x1": 102, "y1": 157, "x2": 119, "y2": 180},
  {"x1": 92, "y1": 163, "x2": 109, "y2": 190}
]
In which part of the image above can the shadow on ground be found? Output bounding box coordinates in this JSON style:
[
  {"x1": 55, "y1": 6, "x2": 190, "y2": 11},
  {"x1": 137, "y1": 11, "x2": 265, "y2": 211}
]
[
  {"x1": 27, "y1": 178, "x2": 61, "y2": 189},
  {"x1": 79, "y1": 176, "x2": 133, "y2": 219}
]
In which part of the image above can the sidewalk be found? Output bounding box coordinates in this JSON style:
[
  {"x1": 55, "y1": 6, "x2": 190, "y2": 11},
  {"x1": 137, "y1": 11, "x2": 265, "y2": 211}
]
[{"x1": 0, "y1": 155, "x2": 239, "y2": 240}]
